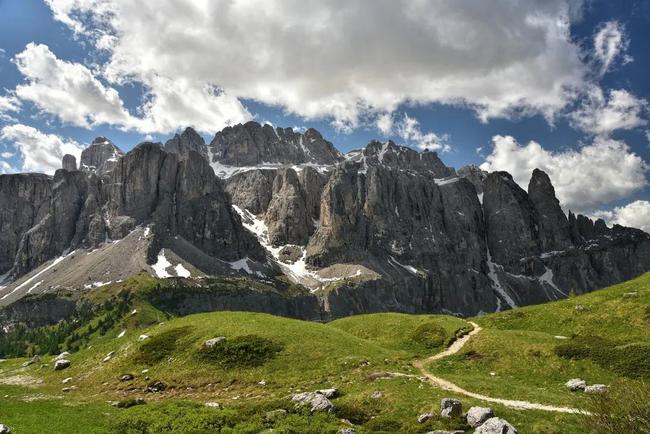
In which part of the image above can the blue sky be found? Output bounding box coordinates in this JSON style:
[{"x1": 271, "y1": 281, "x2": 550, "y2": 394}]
[{"x1": 0, "y1": 0, "x2": 648, "y2": 230}]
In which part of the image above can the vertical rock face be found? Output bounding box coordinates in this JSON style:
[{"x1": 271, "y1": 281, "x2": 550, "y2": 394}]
[
  {"x1": 164, "y1": 127, "x2": 208, "y2": 160},
  {"x1": 224, "y1": 170, "x2": 276, "y2": 215},
  {"x1": 0, "y1": 174, "x2": 53, "y2": 274},
  {"x1": 61, "y1": 154, "x2": 77, "y2": 171},
  {"x1": 209, "y1": 121, "x2": 342, "y2": 166},
  {"x1": 527, "y1": 169, "x2": 572, "y2": 251},
  {"x1": 265, "y1": 169, "x2": 314, "y2": 246},
  {"x1": 80, "y1": 137, "x2": 124, "y2": 175},
  {"x1": 458, "y1": 165, "x2": 488, "y2": 194},
  {"x1": 350, "y1": 140, "x2": 455, "y2": 177},
  {"x1": 483, "y1": 171, "x2": 541, "y2": 268}
]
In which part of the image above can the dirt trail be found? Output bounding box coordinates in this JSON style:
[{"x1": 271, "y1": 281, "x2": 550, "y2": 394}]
[{"x1": 412, "y1": 321, "x2": 588, "y2": 414}]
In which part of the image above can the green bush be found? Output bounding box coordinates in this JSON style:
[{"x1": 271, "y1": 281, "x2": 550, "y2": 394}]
[
  {"x1": 583, "y1": 380, "x2": 650, "y2": 433},
  {"x1": 136, "y1": 327, "x2": 194, "y2": 365},
  {"x1": 553, "y1": 335, "x2": 611, "y2": 360},
  {"x1": 334, "y1": 401, "x2": 375, "y2": 424},
  {"x1": 197, "y1": 335, "x2": 282, "y2": 369},
  {"x1": 410, "y1": 322, "x2": 448, "y2": 349}
]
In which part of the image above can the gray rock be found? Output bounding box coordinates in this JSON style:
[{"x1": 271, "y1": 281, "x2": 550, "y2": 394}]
[
  {"x1": 204, "y1": 337, "x2": 226, "y2": 348},
  {"x1": 622, "y1": 292, "x2": 638, "y2": 298},
  {"x1": 0, "y1": 423, "x2": 10, "y2": 433},
  {"x1": 440, "y1": 398, "x2": 462, "y2": 418},
  {"x1": 62, "y1": 154, "x2": 77, "y2": 171},
  {"x1": 291, "y1": 392, "x2": 335, "y2": 413},
  {"x1": 338, "y1": 429, "x2": 356, "y2": 434},
  {"x1": 22, "y1": 355, "x2": 40, "y2": 367},
  {"x1": 164, "y1": 127, "x2": 208, "y2": 160},
  {"x1": 585, "y1": 384, "x2": 608, "y2": 394},
  {"x1": 458, "y1": 165, "x2": 487, "y2": 194},
  {"x1": 528, "y1": 169, "x2": 572, "y2": 252},
  {"x1": 370, "y1": 390, "x2": 383, "y2": 399},
  {"x1": 138, "y1": 335, "x2": 150, "y2": 342},
  {"x1": 205, "y1": 402, "x2": 223, "y2": 409},
  {"x1": 62, "y1": 377, "x2": 72, "y2": 384},
  {"x1": 120, "y1": 374, "x2": 134, "y2": 382},
  {"x1": 474, "y1": 417, "x2": 518, "y2": 434},
  {"x1": 316, "y1": 388, "x2": 338, "y2": 399},
  {"x1": 466, "y1": 406, "x2": 494, "y2": 427},
  {"x1": 54, "y1": 359, "x2": 70, "y2": 370},
  {"x1": 80, "y1": 137, "x2": 123, "y2": 175},
  {"x1": 565, "y1": 378, "x2": 586, "y2": 391},
  {"x1": 55, "y1": 351, "x2": 70, "y2": 361},
  {"x1": 417, "y1": 412, "x2": 434, "y2": 423}
]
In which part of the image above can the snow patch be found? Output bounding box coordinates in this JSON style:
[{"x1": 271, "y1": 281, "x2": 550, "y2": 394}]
[
  {"x1": 174, "y1": 263, "x2": 191, "y2": 278},
  {"x1": 389, "y1": 256, "x2": 419, "y2": 275},
  {"x1": 486, "y1": 249, "x2": 517, "y2": 309},
  {"x1": 151, "y1": 249, "x2": 172, "y2": 278},
  {"x1": 435, "y1": 177, "x2": 460, "y2": 186},
  {"x1": 1, "y1": 252, "x2": 73, "y2": 300},
  {"x1": 538, "y1": 267, "x2": 567, "y2": 297}
]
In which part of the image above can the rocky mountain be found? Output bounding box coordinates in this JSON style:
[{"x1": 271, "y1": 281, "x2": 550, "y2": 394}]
[{"x1": 1, "y1": 122, "x2": 649, "y2": 322}]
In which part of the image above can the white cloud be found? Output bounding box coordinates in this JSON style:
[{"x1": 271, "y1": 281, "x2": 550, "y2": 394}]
[
  {"x1": 570, "y1": 87, "x2": 647, "y2": 135},
  {"x1": 480, "y1": 135, "x2": 648, "y2": 211},
  {"x1": 45, "y1": 0, "x2": 587, "y2": 130},
  {"x1": 593, "y1": 200, "x2": 650, "y2": 233},
  {"x1": 0, "y1": 160, "x2": 14, "y2": 174},
  {"x1": 376, "y1": 113, "x2": 394, "y2": 136},
  {"x1": 0, "y1": 124, "x2": 83, "y2": 174},
  {"x1": 12, "y1": 43, "x2": 250, "y2": 134},
  {"x1": 593, "y1": 21, "x2": 630, "y2": 75},
  {"x1": 396, "y1": 114, "x2": 450, "y2": 152},
  {"x1": 0, "y1": 94, "x2": 21, "y2": 121}
]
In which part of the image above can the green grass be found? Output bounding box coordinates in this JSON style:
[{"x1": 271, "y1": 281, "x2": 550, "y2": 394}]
[{"x1": 2, "y1": 272, "x2": 649, "y2": 433}]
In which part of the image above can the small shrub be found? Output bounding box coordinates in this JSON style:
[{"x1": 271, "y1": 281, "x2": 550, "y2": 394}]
[
  {"x1": 583, "y1": 380, "x2": 650, "y2": 433},
  {"x1": 136, "y1": 327, "x2": 194, "y2": 365},
  {"x1": 410, "y1": 322, "x2": 448, "y2": 349},
  {"x1": 197, "y1": 335, "x2": 283, "y2": 368},
  {"x1": 553, "y1": 335, "x2": 611, "y2": 360}
]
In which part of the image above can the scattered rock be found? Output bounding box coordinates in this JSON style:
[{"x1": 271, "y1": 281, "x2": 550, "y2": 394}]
[
  {"x1": 466, "y1": 406, "x2": 494, "y2": 427},
  {"x1": 338, "y1": 429, "x2": 356, "y2": 434},
  {"x1": 418, "y1": 412, "x2": 434, "y2": 423},
  {"x1": 54, "y1": 359, "x2": 71, "y2": 371},
  {"x1": 585, "y1": 384, "x2": 608, "y2": 394},
  {"x1": 264, "y1": 409, "x2": 288, "y2": 422},
  {"x1": 205, "y1": 402, "x2": 223, "y2": 409},
  {"x1": 475, "y1": 417, "x2": 518, "y2": 434},
  {"x1": 370, "y1": 390, "x2": 383, "y2": 399},
  {"x1": 62, "y1": 387, "x2": 72, "y2": 392},
  {"x1": 62, "y1": 377, "x2": 72, "y2": 384},
  {"x1": 204, "y1": 337, "x2": 226, "y2": 348},
  {"x1": 138, "y1": 335, "x2": 150, "y2": 342},
  {"x1": 22, "y1": 355, "x2": 40, "y2": 367},
  {"x1": 316, "y1": 388, "x2": 338, "y2": 398},
  {"x1": 145, "y1": 381, "x2": 166, "y2": 393},
  {"x1": 54, "y1": 352, "x2": 70, "y2": 361},
  {"x1": 120, "y1": 374, "x2": 134, "y2": 382},
  {"x1": 622, "y1": 292, "x2": 638, "y2": 298},
  {"x1": 440, "y1": 398, "x2": 462, "y2": 418},
  {"x1": 0, "y1": 423, "x2": 11, "y2": 433},
  {"x1": 565, "y1": 378, "x2": 586, "y2": 391},
  {"x1": 291, "y1": 392, "x2": 335, "y2": 413},
  {"x1": 574, "y1": 305, "x2": 586, "y2": 312}
]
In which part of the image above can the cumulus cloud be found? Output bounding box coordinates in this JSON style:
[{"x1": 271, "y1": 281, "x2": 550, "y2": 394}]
[
  {"x1": 593, "y1": 21, "x2": 631, "y2": 75},
  {"x1": 396, "y1": 114, "x2": 450, "y2": 152},
  {"x1": 593, "y1": 200, "x2": 650, "y2": 233},
  {"x1": 570, "y1": 87, "x2": 647, "y2": 135},
  {"x1": 0, "y1": 94, "x2": 21, "y2": 121},
  {"x1": 480, "y1": 135, "x2": 648, "y2": 211},
  {"x1": 44, "y1": 0, "x2": 587, "y2": 130},
  {"x1": 0, "y1": 124, "x2": 83, "y2": 174}
]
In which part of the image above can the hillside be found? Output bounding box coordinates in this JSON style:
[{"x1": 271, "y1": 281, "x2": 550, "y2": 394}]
[{"x1": 2, "y1": 272, "x2": 647, "y2": 432}]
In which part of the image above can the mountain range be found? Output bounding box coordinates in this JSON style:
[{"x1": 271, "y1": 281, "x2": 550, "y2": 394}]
[{"x1": 1, "y1": 121, "x2": 649, "y2": 322}]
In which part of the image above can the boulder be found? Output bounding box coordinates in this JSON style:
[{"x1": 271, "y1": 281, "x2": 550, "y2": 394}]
[
  {"x1": 22, "y1": 355, "x2": 40, "y2": 367},
  {"x1": 138, "y1": 335, "x2": 150, "y2": 342},
  {"x1": 62, "y1": 377, "x2": 72, "y2": 384},
  {"x1": 204, "y1": 337, "x2": 226, "y2": 348},
  {"x1": 475, "y1": 417, "x2": 518, "y2": 434},
  {"x1": 585, "y1": 384, "x2": 608, "y2": 394},
  {"x1": 338, "y1": 429, "x2": 356, "y2": 434},
  {"x1": 565, "y1": 378, "x2": 586, "y2": 391},
  {"x1": 466, "y1": 406, "x2": 494, "y2": 427},
  {"x1": 291, "y1": 392, "x2": 335, "y2": 413},
  {"x1": 54, "y1": 359, "x2": 71, "y2": 370},
  {"x1": 55, "y1": 352, "x2": 70, "y2": 361},
  {"x1": 440, "y1": 398, "x2": 462, "y2": 418},
  {"x1": 120, "y1": 374, "x2": 134, "y2": 382},
  {"x1": 418, "y1": 412, "x2": 434, "y2": 423},
  {"x1": 145, "y1": 381, "x2": 166, "y2": 393},
  {"x1": 0, "y1": 424, "x2": 11, "y2": 433},
  {"x1": 370, "y1": 390, "x2": 383, "y2": 399},
  {"x1": 205, "y1": 402, "x2": 223, "y2": 409}
]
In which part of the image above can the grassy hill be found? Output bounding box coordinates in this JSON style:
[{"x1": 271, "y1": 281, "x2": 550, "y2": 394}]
[{"x1": 1, "y1": 272, "x2": 649, "y2": 433}]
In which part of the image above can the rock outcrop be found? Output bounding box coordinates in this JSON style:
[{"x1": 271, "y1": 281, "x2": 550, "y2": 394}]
[
  {"x1": 62, "y1": 154, "x2": 77, "y2": 171},
  {"x1": 164, "y1": 127, "x2": 208, "y2": 160},
  {"x1": 80, "y1": 137, "x2": 124, "y2": 175}
]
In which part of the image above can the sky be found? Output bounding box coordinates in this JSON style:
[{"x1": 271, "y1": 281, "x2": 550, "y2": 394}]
[{"x1": 0, "y1": 0, "x2": 648, "y2": 231}]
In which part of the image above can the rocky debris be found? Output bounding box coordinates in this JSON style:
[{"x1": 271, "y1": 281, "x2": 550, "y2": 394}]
[
  {"x1": 565, "y1": 378, "x2": 586, "y2": 391},
  {"x1": 278, "y1": 245, "x2": 303, "y2": 263},
  {"x1": 103, "y1": 351, "x2": 115, "y2": 362},
  {"x1": 291, "y1": 391, "x2": 335, "y2": 413},
  {"x1": 22, "y1": 355, "x2": 40, "y2": 367},
  {"x1": 466, "y1": 406, "x2": 494, "y2": 427},
  {"x1": 204, "y1": 337, "x2": 226, "y2": 348},
  {"x1": 120, "y1": 374, "x2": 134, "y2": 382},
  {"x1": 417, "y1": 412, "x2": 434, "y2": 423},
  {"x1": 80, "y1": 137, "x2": 124, "y2": 175},
  {"x1": 54, "y1": 359, "x2": 71, "y2": 370},
  {"x1": 164, "y1": 127, "x2": 208, "y2": 160},
  {"x1": 138, "y1": 335, "x2": 150, "y2": 342},
  {"x1": 440, "y1": 398, "x2": 462, "y2": 418},
  {"x1": 55, "y1": 352, "x2": 70, "y2": 361},
  {"x1": 370, "y1": 390, "x2": 383, "y2": 399},
  {"x1": 585, "y1": 384, "x2": 608, "y2": 394},
  {"x1": 62, "y1": 377, "x2": 72, "y2": 384},
  {"x1": 62, "y1": 154, "x2": 77, "y2": 171},
  {"x1": 205, "y1": 402, "x2": 223, "y2": 409},
  {"x1": 264, "y1": 409, "x2": 287, "y2": 422},
  {"x1": 316, "y1": 388, "x2": 338, "y2": 399},
  {"x1": 474, "y1": 417, "x2": 518, "y2": 434},
  {"x1": 0, "y1": 424, "x2": 10, "y2": 433},
  {"x1": 209, "y1": 121, "x2": 342, "y2": 167},
  {"x1": 145, "y1": 381, "x2": 166, "y2": 393}
]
